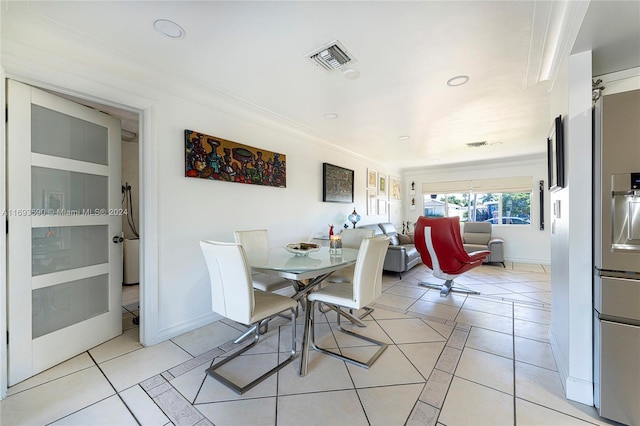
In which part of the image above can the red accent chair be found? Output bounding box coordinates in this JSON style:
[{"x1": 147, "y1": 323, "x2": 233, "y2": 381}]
[{"x1": 414, "y1": 216, "x2": 490, "y2": 297}]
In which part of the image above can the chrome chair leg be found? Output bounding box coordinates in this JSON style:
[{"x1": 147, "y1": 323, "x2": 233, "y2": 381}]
[
  {"x1": 308, "y1": 302, "x2": 387, "y2": 370},
  {"x1": 233, "y1": 325, "x2": 257, "y2": 344},
  {"x1": 419, "y1": 279, "x2": 480, "y2": 297},
  {"x1": 232, "y1": 318, "x2": 270, "y2": 344},
  {"x1": 351, "y1": 306, "x2": 374, "y2": 320},
  {"x1": 319, "y1": 304, "x2": 367, "y2": 327},
  {"x1": 207, "y1": 309, "x2": 297, "y2": 394}
]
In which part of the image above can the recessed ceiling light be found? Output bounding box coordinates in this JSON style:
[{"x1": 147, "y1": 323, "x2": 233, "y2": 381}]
[
  {"x1": 153, "y1": 19, "x2": 186, "y2": 39},
  {"x1": 398, "y1": 136, "x2": 410, "y2": 140},
  {"x1": 447, "y1": 75, "x2": 470, "y2": 87},
  {"x1": 342, "y1": 68, "x2": 360, "y2": 80},
  {"x1": 324, "y1": 113, "x2": 338, "y2": 119}
]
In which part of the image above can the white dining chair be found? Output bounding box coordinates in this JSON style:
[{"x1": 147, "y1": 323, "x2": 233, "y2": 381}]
[
  {"x1": 199, "y1": 240, "x2": 297, "y2": 394},
  {"x1": 326, "y1": 227, "x2": 377, "y2": 318},
  {"x1": 328, "y1": 228, "x2": 375, "y2": 282},
  {"x1": 302, "y1": 236, "x2": 390, "y2": 374},
  {"x1": 234, "y1": 229, "x2": 292, "y2": 293},
  {"x1": 340, "y1": 228, "x2": 376, "y2": 249}
]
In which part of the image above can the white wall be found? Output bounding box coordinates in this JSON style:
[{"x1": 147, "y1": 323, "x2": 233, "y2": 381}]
[
  {"x1": 404, "y1": 156, "x2": 550, "y2": 264},
  {"x1": 152, "y1": 90, "x2": 398, "y2": 335},
  {"x1": 548, "y1": 50, "x2": 594, "y2": 405}
]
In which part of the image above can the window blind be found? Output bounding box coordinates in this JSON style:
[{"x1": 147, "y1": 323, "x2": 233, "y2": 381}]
[
  {"x1": 422, "y1": 180, "x2": 471, "y2": 194},
  {"x1": 422, "y1": 176, "x2": 532, "y2": 194}
]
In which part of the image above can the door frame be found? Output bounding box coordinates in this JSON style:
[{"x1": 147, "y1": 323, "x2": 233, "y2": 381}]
[{"x1": 0, "y1": 71, "x2": 160, "y2": 398}]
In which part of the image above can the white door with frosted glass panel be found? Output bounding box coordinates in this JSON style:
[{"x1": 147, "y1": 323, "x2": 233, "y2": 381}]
[{"x1": 6, "y1": 80, "x2": 123, "y2": 385}]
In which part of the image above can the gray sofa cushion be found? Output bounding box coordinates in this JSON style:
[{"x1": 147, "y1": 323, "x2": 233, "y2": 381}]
[
  {"x1": 464, "y1": 232, "x2": 490, "y2": 245},
  {"x1": 375, "y1": 222, "x2": 421, "y2": 276},
  {"x1": 358, "y1": 223, "x2": 384, "y2": 236},
  {"x1": 463, "y1": 222, "x2": 491, "y2": 244},
  {"x1": 462, "y1": 222, "x2": 505, "y2": 266},
  {"x1": 378, "y1": 222, "x2": 399, "y2": 236},
  {"x1": 397, "y1": 233, "x2": 412, "y2": 244}
]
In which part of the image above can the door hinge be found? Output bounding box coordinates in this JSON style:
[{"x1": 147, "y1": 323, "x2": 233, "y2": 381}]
[
  {"x1": 6, "y1": 330, "x2": 8, "y2": 345},
  {"x1": 5, "y1": 106, "x2": 7, "y2": 123}
]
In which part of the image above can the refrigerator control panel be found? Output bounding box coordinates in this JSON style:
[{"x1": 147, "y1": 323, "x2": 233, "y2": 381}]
[{"x1": 632, "y1": 172, "x2": 640, "y2": 189}]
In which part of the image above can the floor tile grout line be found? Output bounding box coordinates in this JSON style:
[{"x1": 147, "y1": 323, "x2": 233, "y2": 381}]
[
  {"x1": 353, "y1": 385, "x2": 373, "y2": 425},
  {"x1": 422, "y1": 329, "x2": 466, "y2": 424},
  {"x1": 448, "y1": 374, "x2": 516, "y2": 399},
  {"x1": 86, "y1": 350, "x2": 143, "y2": 425},
  {"x1": 5, "y1": 361, "x2": 98, "y2": 398},
  {"x1": 143, "y1": 374, "x2": 205, "y2": 424},
  {"x1": 395, "y1": 344, "x2": 441, "y2": 384},
  {"x1": 190, "y1": 358, "x2": 213, "y2": 405},
  {"x1": 513, "y1": 333, "x2": 554, "y2": 347},
  {"x1": 404, "y1": 382, "x2": 429, "y2": 426},
  {"x1": 513, "y1": 396, "x2": 603, "y2": 426},
  {"x1": 43, "y1": 393, "x2": 136, "y2": 426},
  {"x1": 462, "y1": 345, "x2": 514, "y2": 363}
]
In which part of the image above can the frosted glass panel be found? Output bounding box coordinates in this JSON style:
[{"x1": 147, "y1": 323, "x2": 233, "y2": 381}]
[
  {"x1": 31, "y1": 104, "x2": 108, "y2": 165},
  {"x1": 32, "y1": 274, "x2": 108, "y2": 338},
  {"x1": 32, "y1": 226, "x2": 108, "y2": 276},
  {"x1": 32, "y1": 167, "x2": 107, "y2": 213}
]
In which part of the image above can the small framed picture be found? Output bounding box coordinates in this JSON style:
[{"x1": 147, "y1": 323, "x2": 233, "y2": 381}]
[
  {"x1": 378, "y1": 174, "x2": 388, "y2": 198},
  {"x1": 390, "y1": 177, "x2": 401, "y2": 200},
  {"x1": 322, "y1": 163, "x2": 354, "y2": 203},
  {"x1": 367, "y1": 168, "x2": 378, "y2": 189},
  {"x1": 378, "y1": 199, "x2": 387, "y2": 215},
  {"x1": 367, "y1": 190, "x2": 377, "y2": 215}
]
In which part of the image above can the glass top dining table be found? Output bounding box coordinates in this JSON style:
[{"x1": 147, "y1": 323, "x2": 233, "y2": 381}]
[
  {"x1": 250, "y1": 246, "x2": 358, "y2": 290},
  {"x1": 250, "y1": 246, "x2": 360, "y2": 376}
]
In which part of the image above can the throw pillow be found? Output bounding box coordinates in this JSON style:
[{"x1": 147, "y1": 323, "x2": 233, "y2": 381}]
[{"x1": 397, "y1": 233, "x2": 411, "y2": 245}]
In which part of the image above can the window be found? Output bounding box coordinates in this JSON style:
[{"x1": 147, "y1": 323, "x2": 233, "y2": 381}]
[
  {"x1": 423, "y1": 192, "x2": 531, "y2": 224},
  {"x1": 421, "y1": 177, "x2": 532, "y2": 225}
]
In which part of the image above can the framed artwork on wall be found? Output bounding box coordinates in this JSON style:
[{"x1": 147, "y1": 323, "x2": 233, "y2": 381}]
[
  {"x1": 378, "y1": 199, "x2": 387, "y2": 215},
  {"x1": 367, "y1": 190, "x2": 377, "y2": 215},
  {"x1": 367, "y1": 168, "x2": 377, "y2": 189},
  {"x1": 390, "y1": 177, "x2": 401, "y2": 200},
  {"x1": 547, "y1": 115, "x2": 564, "y2": 191},
  {"x1": 322, "y1": 163, "x2": 354, "y2": 203},
  {"x1": 378, "y1": 174, "x2": 388, "y2": 198},
  {"x1": 185, "y1": 129, "x2": 286, "y2": 187}
]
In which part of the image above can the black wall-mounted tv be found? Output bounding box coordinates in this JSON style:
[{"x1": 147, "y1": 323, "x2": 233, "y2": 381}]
[{"x1": 547, "y1": 115, "x2": 565, "y2": 191}]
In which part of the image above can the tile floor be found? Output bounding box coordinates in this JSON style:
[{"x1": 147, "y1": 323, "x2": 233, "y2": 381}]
[{"x1": 1, "y1": 263, "x2": 617, "y2": 425}]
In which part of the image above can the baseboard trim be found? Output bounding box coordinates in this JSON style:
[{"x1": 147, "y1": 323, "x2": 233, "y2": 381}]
[
  {"x1": 156, "y1": 312, "x2": 222, "y2": 343},
  {"x1": 504, "y1": 257, "x2": 550, "y2": 265},
  {"x1": 550, "y1": 327, "x2": 594, "y2": 406}
]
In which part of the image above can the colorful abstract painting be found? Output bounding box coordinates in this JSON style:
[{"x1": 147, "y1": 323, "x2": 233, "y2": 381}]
[{"x1": 185, "y1": 130, "x2": 286, "y2": 187}]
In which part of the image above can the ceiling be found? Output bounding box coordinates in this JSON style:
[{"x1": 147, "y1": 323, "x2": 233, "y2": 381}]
[{"x1": 2, "y1": 1, "x2": 639, "y2": 170}]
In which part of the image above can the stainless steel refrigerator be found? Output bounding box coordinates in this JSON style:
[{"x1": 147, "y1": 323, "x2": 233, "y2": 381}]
[{"x1": 593, "y1": 88, "x2": 640, "y2": 426}]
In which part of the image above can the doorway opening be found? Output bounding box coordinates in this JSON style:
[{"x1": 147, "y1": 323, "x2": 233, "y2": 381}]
[{"x1": 43, "y1": 90, "x2": 142, "y2": 337}]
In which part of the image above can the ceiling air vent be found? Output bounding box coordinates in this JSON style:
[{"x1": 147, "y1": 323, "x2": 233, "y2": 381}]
[
  {"x1": 466, "y1": 141, "x2": 488, "y2": 148},
  {"x1": 306, "y1": 40, "x2": 355, "y2": 71}
]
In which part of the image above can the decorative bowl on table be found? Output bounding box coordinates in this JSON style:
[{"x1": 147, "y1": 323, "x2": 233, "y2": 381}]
[{"x1": 285, "y1": 242, "x2": 320, "y2": 256}]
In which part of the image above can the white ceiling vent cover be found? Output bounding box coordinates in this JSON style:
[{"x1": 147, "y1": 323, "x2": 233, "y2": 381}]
[
  {"x1": 306, "y1": 40, "x2": 356, "y2": 71},
  {"x1": 466, "y1": 141, "x2": 488, "y2": 148}
]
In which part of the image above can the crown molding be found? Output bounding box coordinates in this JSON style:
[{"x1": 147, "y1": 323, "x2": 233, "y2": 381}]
[{"x1": 525, "y1": 0, "x2": 590, "y2": 89}]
